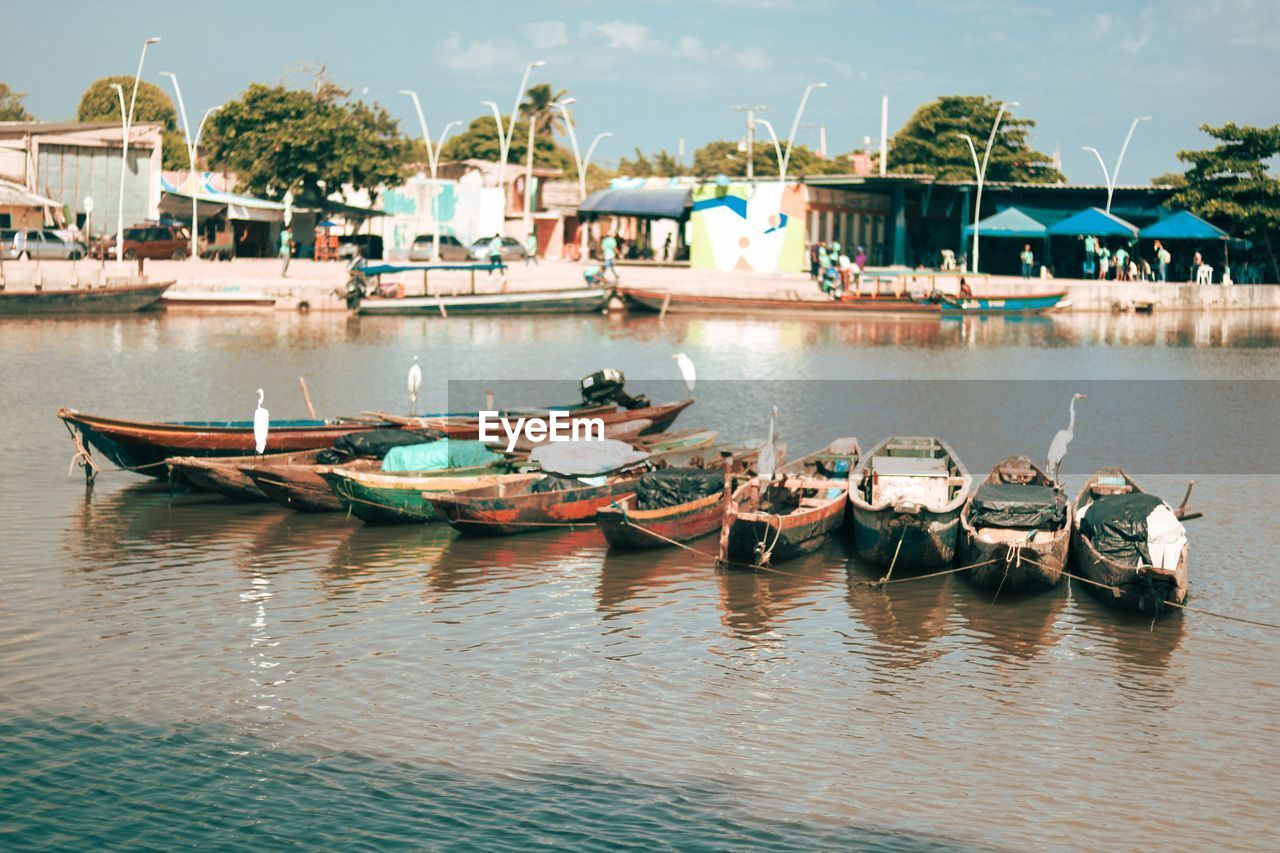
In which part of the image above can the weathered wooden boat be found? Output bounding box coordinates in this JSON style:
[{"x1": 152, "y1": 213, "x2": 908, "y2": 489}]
[
  {"x1": 849, "y1": 436, "x2": 971, "y2": 575},
  {"x1": 320, "y1": 465, "x2": 529, "y2": 524},
  {"x1": 620, "y1": 286, "x2": 937, "y2": 317},
  {"x1": 959, "y1": 456, "x2": 1070, "y2": 592},
  {"x1": 165, "y1": 452, "x2": 311, "y2": 501},
  {"x1": 241, "y1": 456, "x2": 385, "y2": 512},
  {"x1": 719, "y1": 439, "x2": 861, "y2": 567},
  {"x1": 595, "y1": 443, "x2": 766, "y2": 550},
  {"x1": 406, "y1": 398, "x2": 694, "y2": 440},
  {"x1": 356, "y1": 286, "x2": 610, "y2": 316},
  {"x1": 58, "y1": 408, "x2": 388, "y2": 479},
  {"x1": 0, "y1": 281, "x2": 172, "y2": 315},
  {"x1": 428, "y1": 475, "x2": 641, "y2": 536},
  {"x1": 1071, "y1": 468, "x2": 1190, "y2": 614},
  {"x1": 925, "y1": 291, "x2": 1066, "y2": 315}
]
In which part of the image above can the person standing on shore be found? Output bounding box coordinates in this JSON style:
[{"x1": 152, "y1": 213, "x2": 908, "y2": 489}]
[
  {"x1": 1114, "y1": 244, "x2": 1129, "y2": 281},
  {"x1": 1083, "y1": 235, "x2": 1097, "y2": 279},
  {"x1": 1097, "y1": 243, "x2": 1111, "y2": 280},
  {"x1": 601, "y1": 232, "x2": 619, "y2": 282},
  {"x1": 1155, "y1": 240, "x2": 1171, "y2": 282},
  {"x1": 487, "y1": 234, "x2": 504, "y2": 276},
  {"x1": 809, "y1": 242, "x2": 820, "y2": 279},
  {"x1": 524, "y1": 232, "x2": 538, "y2": 267},
  {"x1": 278, "y1": 226, "x2": 293, "y2": 277},
  {"x1": 1020, "y1": 244, "x2": 1035, "y2": 279}
]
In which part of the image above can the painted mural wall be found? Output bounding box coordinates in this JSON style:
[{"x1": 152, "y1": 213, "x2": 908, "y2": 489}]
[
  {"x1": 689, "y1": 181, "x2": 806, "y2": 273},
  {"x1": 374, "y1": 170, "x2": 502, "y2": 257}
]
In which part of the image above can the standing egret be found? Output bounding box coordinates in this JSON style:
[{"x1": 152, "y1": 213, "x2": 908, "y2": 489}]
[
  {"x1": 672, "y1": 352, "x2": 696, "y2": 397},
  {"x1": 253, "y1": 388, "x2": 269, "y2": 454},
  {"x1": 408, "y1": 356, "x2": 423, "y2": 415},
  {"x1": 1047, "y1": 393, "x2": 1086, "y2": 483},
  {"x1": 758, "y1": 405, "x2": 779, "y2": 483}
]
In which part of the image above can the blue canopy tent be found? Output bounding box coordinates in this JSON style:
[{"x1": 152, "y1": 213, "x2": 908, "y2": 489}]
[
  {"x1": 1046, "y1": 207, "x2": 1139, "y2": 239},
  {"x1": 963, "y1": 206, "x2": 1049, "y2": 239},
  {"x1": 1139, "y1": 210, "x2": 1227, "y2": 241}
]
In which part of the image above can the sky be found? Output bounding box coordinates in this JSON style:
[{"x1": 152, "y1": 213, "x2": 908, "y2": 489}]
[{"x1": 4, "y1": 0, "x2": 1278, "y2": 183}]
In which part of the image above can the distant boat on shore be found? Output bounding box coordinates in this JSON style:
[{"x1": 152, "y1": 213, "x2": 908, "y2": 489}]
[{"x1": 0, "y1": 281, "x2": 172, "y2": 315}]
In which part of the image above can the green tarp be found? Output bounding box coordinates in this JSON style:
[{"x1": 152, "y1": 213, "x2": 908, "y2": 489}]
[{"x1": 380, "y1": 439, "x2": 502, "y2": 473}]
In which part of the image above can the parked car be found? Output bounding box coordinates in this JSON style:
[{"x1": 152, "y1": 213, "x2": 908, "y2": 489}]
[
  {"x1": 408, "y1": 234, "x2": 471, "y2": 262},
  {"x1": 91, "y1": 224, "x2": 192, "y2": 260},
  {"x1": 468, "y1": 236, "x2": 527, "y2": 262},
  {"x1": 337, "y1": 235, "x2": 384, "y2": 261},
  {"x1": 3, "y1": 228, "x2": 88, "y2": 260}
]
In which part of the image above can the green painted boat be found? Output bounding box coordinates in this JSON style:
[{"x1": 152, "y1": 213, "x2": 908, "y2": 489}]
[{"x1": 320, "y1": 465, "x2": 536, "y2": 524}]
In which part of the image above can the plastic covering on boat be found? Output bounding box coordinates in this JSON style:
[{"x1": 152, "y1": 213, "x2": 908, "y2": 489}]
[
  {"x1": 530, "y1": 474, "x2": 587, "y2": 494},
  {"x1": 333, "y1": 428, "x2": 439, "y2": 458},
  {"x1": 1078, "y1": 492, "x2": 1186, "y2": 568},
  {"x1": 634, "y1": 467, "x2": 724, "y2": 511},
  {"x1": 530, "y1": 438, "x2": 648, "y2": 477},
  {"x1": 969, "y1": 483, "x2": 1066, "y2": 530},
  {"x1": 380, "y1": 439, "x2": 503, "y2": 473}
]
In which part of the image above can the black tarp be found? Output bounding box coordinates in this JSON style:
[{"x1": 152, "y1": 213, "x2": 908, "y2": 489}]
[
  {"x1": 1079, "y1": 492, "x2": 1163, "y2": 565},
  {"x1": 633, "y1": 467, "x2": 724, "y2": 510},
  {"x1": 530, "y1": 474, "x2": 585, "y2": 494},
  {"x1": 333, "y1": 429, "x2": 439, "y2": 458},
  {"x1": 969, "y1": 482, "x2": 1066, "y2": 530}
]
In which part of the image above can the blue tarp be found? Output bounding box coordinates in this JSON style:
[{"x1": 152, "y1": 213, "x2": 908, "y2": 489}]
[
  {"x1": 1046, "y1": 207, "x2": 1139, "y2": 238},
  {"x1": 1139, "y1": 210, "x2": 1228, "y2": 241},
  {"x1": 579, "y1": 188, "x2": 691, "y2": 219},
  {"x1": 380, "y1": 440, "x2": 502, "y2": 473}
]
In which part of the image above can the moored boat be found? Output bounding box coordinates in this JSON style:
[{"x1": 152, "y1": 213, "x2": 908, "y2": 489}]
[
  {"x1": 719, "y1": 439, "x2": 860, "y2": 567},
  {"x1": 620, "y1": 286, "x2": 936, "y2": 317},
  {"x1": 0, "y1": 281, "x2": 172, "y2": 315},
  {"x1": 1071, "y1": 467, "x2": 1189, "y2": 613},
  {"x1": 241, "y1": 456, "x2": 382, "y2": 512},
  {"x1": 849, "y1": 436, "x2": 971, "y2": 574},
  {"x1": 356, "y1": 286, "x2": 609, "y2": 316},
  {"x1": 321, "y1": 465, "x2": 530, "y2": 524},
  {"x1": 928, "y1": 291, "x2": 1066, "y2": 315},
  {"x1": 959, "y1": 456, "x2": 1070, "y2": 592}
]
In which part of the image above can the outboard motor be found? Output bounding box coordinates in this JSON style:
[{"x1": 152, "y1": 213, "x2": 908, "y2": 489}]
[{"x1": 580, "y1": 369, "x2": 650, "y2": 410}]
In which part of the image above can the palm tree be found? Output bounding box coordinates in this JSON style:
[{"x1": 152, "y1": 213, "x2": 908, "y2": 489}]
[{"x1": 519, "y1": 83, "x2": 568, "y2": 137}]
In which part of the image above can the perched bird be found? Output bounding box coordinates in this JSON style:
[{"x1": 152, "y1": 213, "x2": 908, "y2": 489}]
[
  {"x1": 408, "y1": 356, "x2": 423, "y2": 415},
  {"x1": 672, "y1": 352, "x2": 696, "y2": 397},
  {"x1": 253, "y1": 388, "x2": 269, "y2": 454},
  {"x1": 1047, "y1": 393, "x2": 1086, "y2": 483},
  {"x1": 758, "y1": 404, "x2": 779, "y2": 483}
]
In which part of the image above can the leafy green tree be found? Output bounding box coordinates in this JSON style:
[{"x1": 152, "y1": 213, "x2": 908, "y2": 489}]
[
  {"x1": 617, "y1": 147, "x2": 686, "y2": 177},
  {"x1": 1172, "y1": 122, "x2": 1280, "y2": 279},
  {"x1": 77, "y1": 76, "x2": 186, "y2": 169},
  {"x1": 0, "y1": 82, "x2": 33, "y2": 120},
  {"x1": 889, "y1": 95, "x2": 1063, "y2": 183},
  {"x1": 519, "y1": 83, "x2": 569, "y2": 138},
  {"x1": 203, "y1": 83, "x2": 412, "y2": 204},
  {"x1": 440, "y1": 114, "x2": 573, "y2": 171},
  {"x1": 1151, "y1": 172, "x2": 1188, "y2": 188},
  {"x1": 690, "y1": 140, "x2": 839, "y2": 178}
]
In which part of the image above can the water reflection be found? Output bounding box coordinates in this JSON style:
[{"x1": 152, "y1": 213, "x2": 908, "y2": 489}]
[
  {"x1": 842, "y1": 576, "x2": 953, "y2": 672},
  {"x1": 1070, "y1": 588, "x2": 1187, "y2": 705},
  {"x1": 715, "y1": 554, "x2": 835, "y2": 643},
  {"x1": 951, "y1": 582, "x2": 1070, "y2": 663},
  {"x1": 597, "y1": 546, "x2": 707, "y2": 618}
]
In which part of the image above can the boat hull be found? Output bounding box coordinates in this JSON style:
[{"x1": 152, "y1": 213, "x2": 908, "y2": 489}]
[
  {"x1": 0, "y1": 281, "x2": 172, "y2": 314},
  {"x1": 357, "y1": 287, "x2": 609, "y2": 316},
  {"x1": 430, "y1": 480, "x2": 638, "y2": 536},
  {"x1": 621, "y1": 286, "x2": 937, "y2": 317},
  {"x1": 936, "y1": 292, "x2": 1066, "y2": 314},
  {"x1": 166, "y1": 456, "x2": 270, "y2": 501},
  {"x1": 597, "y1": 493, "x2": 724, "y2": 550},
  {"x1": 1070, "y1": 529, "x2": 1189, "y2": 613},
  {"x1": 321, "y1": 467, "x2": 524, "y2": 524},
  {"x1": 960, "y1": 529, "x2": 1069, "y2": 591},
  {"x1": 850, "y1": 506, "x2": 962, "y2": 569},
  {"x1": 425, "y1": 399, "x2": 693, "y2": 440},
  {"x1": 725, "y1": 498, "x2": 847, "y2": 564}
]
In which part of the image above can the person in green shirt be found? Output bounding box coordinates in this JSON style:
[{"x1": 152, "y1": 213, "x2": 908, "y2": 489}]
[
  {"x1": 583, "y1": 264, "x2": 603, "y2": 287},
  {"x1": 279, "y1": 226, "x2": 293, "y2": 277},
  {"x1": 1097, "y1": 244, "x2": 1111, "y2": 280},
  {"x1": 487, "y1": 235, "x2": 504, "y2": 276},
  {"x1": 601, "y1": 233, "x2": 619, "y2": 282},
  {"x1": 1020, "y1": 244, "x2": 1035, "y2": 278},
  {"x1": 1114, "y1": 245, "x2": 1130, "y2": 281},
  {"x1": 524, "y1": 232, "x2": 538, "y2": 267}
]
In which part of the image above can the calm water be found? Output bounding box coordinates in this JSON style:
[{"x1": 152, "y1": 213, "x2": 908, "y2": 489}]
[{"x1": 2, "y1": 309, "x2": 1279, "y2": 850}]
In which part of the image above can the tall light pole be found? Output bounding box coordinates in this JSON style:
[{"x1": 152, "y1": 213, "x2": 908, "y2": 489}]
[
  {"x1": 161, "y1": 71, "x2": 218, "y2": 261},
  {"x1": 114, "y1": 36, "x2": 160, "y2": 268},
  {"x1": 485, "y1": 60, "x2": 544, "y2": 227},
  {"x1": 1082, "y1": 115, "x2": 1152, "y2": 214},
  {"x1": 956, "y1": 99, "x2": 1017, "y2": 275},
  {"x1": 553, "y1": 99, "x2": 611, "y2": 260},
  {"x1": 401, "y1": 89, "x2": 460, "y2": 260},
  {"x1": 780, "y1": 82, "x2": 827, "y2": 186},
  {"x1": 729, "y1": 105, "x2": 766, "y2": 180},
  {"x1": 752, "y1": 118, "x2": 785, "y2": 183}
]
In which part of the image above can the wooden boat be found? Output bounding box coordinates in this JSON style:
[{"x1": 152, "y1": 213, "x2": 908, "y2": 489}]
[
  {"x1": 321, "y1": 465, "x2": 529, "y2": 524},
  {"x1": 58, "y1": 408, "x2": 387, "y2": 479},
  {"x1": 240, "y1": 455, "x2": 383, "y2": 512},
  {"x1": 958, "y1": 456, "x2": 1070, "y2": 592},
  {"x1": 620, "y1": 286, "x2": 937, "y2": 317},
  {"x1": 356, "y1": 286, "x2": 609, "y2": 316},
  {"x1": 0, "y1": 281, "x2": 172, "y2": 315},
  {"x1": 402, "y1": 399, "x2": 694, "y2": 440},
  {"x1": 165, "y1": 452, "x2": 307, "y2": 501},
  {"x1": 595, "y1": 443, "x2": 767, "y2": 550},
  {"x1": 1071, "y1": 468, "x2": 1190, "y2": 613},
  {"x1": 927, "y1": 291, "x2": 1066, "y2": 315},
  {"x1": 428, "y1": 475, "x2": 641, "y2": 536},
  {"x1": 719, "y1": 439, "x2": 860, "y2": 567},
  {"x1": 849, "y1": 436, "x2": 971, "y2": 574}
]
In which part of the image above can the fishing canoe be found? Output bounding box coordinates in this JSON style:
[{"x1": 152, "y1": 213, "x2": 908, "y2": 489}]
[
  {"x1": 0, "y1": 281, "x2": 172, "y2": 315},
  {"x1": 241, "y1": 456, "x2": 384, "y2": 512},
  {"x1": 849, "y1": 436, "x2": 971, "y2": 573},
  {"x1": 58, "y1": 408, "x2": 387, "y2": 479},
  {"x1": 1071, "y1": 467, "x2": 1189, "y2": 613},
  {"x1": 620, "y1": 287, "x2": 937, "y2": 317},
  {"x1": 720, "y1": 439, "x2": 860, "y2": 567},
  {"x1": 320, "y1": 465, "x2": 529, "y2": 524},
  {"x1": 929, "y1": 291, "x2": 1066, "y2": 315},
  {"x1": 165, "y1": 452, "x2": 319, "y2": 501},
  {"x1": 428, "y1": 475, "x2": 641, "y2": 536},
  {"x1": 356, "y1": 286, "x2": 610, "y2": 316},
  {"x1": 959, "y1": 456, "x2": 1070, "y2": 592},
  {"x1": 407, "y1": 399, "x2": 694, "y2": 440}
]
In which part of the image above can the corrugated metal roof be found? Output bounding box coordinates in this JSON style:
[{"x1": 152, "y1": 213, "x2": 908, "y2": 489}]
[{"x1": 0, "y1": 180, "x2": 60, "y2": 208}]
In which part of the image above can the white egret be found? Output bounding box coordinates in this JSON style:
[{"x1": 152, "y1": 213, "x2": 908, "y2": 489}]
[
  {"x1": 408, "y1": 356, "x2": 423, "y2": 415},
  {"x1": 672, "y1": 352, "x2": 696, "y2": 397},
  {"x1": 758, "y1": 405, "x2": 779, "y2": 483},
  {"x1": 253, "y1": 388, "x2": 269, "y2": 454},
  {"x1": 1047, "y1": 393, "x2": 1086, "y2": 483}
]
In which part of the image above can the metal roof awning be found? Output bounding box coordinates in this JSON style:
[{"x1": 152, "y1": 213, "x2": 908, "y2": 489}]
[
  {"x1": 578, "y1": 187, "x2": 691, "y2": 219},
  {"x1": 1046, "y1": 207, "x2": 1139, "y2": 238},
  {"x1": 0, "y1": 180, "x2": 61, "y2": 208},
  {"x1": 1139, "y1": 210, "x2": 1228, "y2": 241}
]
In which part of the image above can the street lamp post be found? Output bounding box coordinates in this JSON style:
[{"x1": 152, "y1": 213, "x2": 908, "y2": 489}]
[
  {"x1": 553, "y1": 99, "x2": 610, "y2": 260},
  {"x1": 401, "y1": 89, "x2": 460, "y2": 260},
  {"x1": 751, "y1": 118, "x2": 785, "y2": 183},
  {"x1": 161, "y1": 71, "x2": 218, "y2": 261},
  {"x1": 1082, "y1": 115, "x2": 1152, "y2": 214},
  {"x1": 780, "y1": 82, "x2": 826, "y2": 186},
  {"x1": 114, "y1": 36, "x2": 160, "y2": 268},
  {"x1": 484, "y1": 60, "x2": 544, "y2": 226},
  {"x1": 956, "y1": 99, "x2": 1017, "y2": 275}
]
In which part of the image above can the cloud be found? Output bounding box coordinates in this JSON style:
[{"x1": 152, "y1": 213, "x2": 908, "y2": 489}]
[
  {"x1": 738, "y1": 47, "x2": 773, "y2": 71},
  {"x1": 1121, "y1": 34, "x2": 1151, "y2": 53},
  {"x1": 585, "y1": 21, "x2": 653, "y2": 51},
  {"x1": 1095, "y1": 12, "x2": 1113, "y2": 34},
  {"x1": 437, "y1": 31, "x2": 518, "y2": 70},
  {"x1": 818, "y1": 57, "x2": 854, "y2": 78},
  {"x1": 526, "y1": 21, "x2": 568, "y2": 50}
]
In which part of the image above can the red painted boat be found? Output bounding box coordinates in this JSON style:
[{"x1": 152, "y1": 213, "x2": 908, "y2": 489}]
[
  {"x1": 620, "y1": 287, "x2": 938, "y2": 317},
  {"x1": 427, "y1": 476, "x2": 641, "y2": 537},
  {"x1": 401, "y1": 398, "x2": 693, "y2": 440},
  {"x1": 58, "y1": 408, "x2": 388, "y2": 479}
]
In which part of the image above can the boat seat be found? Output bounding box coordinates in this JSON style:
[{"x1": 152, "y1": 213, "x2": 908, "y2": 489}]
[
  {"x1": 1091, "y1": 484, "x2": 1132, "y2": 496},
  {"x1": 998, "y1": 462, "x2": 1036, "y2": 484}
]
